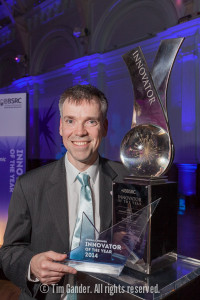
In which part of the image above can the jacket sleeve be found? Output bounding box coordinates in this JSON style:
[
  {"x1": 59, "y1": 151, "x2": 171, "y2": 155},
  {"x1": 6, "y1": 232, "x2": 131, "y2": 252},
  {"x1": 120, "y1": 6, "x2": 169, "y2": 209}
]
[{"x1": 0, "y1": 176, "x2": 35, "y2": 289}]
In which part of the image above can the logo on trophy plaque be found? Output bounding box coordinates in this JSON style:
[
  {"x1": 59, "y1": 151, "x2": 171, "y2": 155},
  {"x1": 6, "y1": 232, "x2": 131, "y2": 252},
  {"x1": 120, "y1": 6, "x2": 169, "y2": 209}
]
[{"x1": 113, "y1": 38, "x2": 184, "y2": 274}]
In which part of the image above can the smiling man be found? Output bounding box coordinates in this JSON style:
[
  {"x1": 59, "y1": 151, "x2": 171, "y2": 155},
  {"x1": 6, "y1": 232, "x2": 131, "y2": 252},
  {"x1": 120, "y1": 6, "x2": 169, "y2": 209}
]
[
  {"x1": 59, "y1": 89, "x2": 108, "y2": 171},
  {"x1": 0, "y1": 84, "x2": 128, "y2": 299}
]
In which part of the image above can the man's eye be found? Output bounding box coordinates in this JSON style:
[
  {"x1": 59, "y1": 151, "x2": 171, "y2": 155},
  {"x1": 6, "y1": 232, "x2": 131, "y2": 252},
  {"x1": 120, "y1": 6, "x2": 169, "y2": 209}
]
[
  {"x1": 65, "y1": 119, "x2": 74, "y2": 125},
  {"x1": 86, "y1": 120, "x2": 98, "y2": 126}
]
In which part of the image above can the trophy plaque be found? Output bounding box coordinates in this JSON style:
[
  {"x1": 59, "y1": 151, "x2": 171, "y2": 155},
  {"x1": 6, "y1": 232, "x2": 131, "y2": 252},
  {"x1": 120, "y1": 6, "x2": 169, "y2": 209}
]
[
  {"x1": 61, "y1": 200, "x2": 160, "y2": 275},
  {"x1": 113, "y1": 38, "x2": 184, "y2": 274}
]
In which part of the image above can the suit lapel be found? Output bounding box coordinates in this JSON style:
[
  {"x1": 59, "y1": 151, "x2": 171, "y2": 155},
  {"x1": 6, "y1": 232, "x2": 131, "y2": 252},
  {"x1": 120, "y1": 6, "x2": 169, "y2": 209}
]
[
  {"x1": 45, "y1": 156, "x2": 69, "y2": 251},
  {"x1": 99, "y1": 157, "x2": 118, "y2": 232}
]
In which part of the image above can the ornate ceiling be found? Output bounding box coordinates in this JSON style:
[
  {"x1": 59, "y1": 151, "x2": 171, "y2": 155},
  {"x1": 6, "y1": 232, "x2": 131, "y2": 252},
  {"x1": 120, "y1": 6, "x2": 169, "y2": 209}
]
[{"x1": 0, "y1": 0, "x2": 46, "y2": 28}]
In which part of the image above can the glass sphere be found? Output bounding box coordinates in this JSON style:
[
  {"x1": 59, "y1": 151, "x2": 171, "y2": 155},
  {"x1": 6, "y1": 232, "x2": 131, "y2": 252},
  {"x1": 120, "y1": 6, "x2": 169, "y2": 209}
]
[{"x1": 120, "y1": 124, "x2": 172, "y2": 177}]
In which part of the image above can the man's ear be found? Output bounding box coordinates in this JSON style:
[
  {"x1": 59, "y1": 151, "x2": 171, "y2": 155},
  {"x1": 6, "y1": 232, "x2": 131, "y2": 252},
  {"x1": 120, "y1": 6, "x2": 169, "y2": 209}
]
[
  {"x1": 103, "y1": 118, "x2": 108, "y2": 137},
  {"x1": 59, "y1": 118, "x2": 63, "y2": 136}
]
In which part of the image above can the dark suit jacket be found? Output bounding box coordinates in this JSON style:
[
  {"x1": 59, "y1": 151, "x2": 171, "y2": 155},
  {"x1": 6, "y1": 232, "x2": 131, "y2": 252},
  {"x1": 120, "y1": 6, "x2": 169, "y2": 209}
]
[{"x1": 0, "y1": 156, "x2": 128, "y2": 299}]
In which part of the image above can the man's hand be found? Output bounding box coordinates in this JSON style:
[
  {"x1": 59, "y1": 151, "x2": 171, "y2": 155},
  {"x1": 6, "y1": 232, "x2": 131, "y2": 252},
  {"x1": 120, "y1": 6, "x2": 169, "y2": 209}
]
[{"x1": 30, "y1": 251, "x2": 77, "y2": 284}]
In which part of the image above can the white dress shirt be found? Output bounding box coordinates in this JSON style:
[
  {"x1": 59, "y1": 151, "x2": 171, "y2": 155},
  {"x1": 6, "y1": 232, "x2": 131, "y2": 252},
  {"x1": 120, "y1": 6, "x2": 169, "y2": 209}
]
[{"x1": 65, "y1": 153, "x2": 100, "y2": 247}]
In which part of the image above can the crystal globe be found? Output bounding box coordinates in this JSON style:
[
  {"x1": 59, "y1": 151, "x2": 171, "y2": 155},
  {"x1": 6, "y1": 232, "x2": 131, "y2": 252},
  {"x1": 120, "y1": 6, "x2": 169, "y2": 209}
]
[{"x1": 120, "y1": 124, "x2": 173, "y2": 177}]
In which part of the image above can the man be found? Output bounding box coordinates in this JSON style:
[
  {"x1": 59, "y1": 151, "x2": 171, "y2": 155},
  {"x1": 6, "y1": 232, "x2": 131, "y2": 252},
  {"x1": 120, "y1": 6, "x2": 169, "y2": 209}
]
[{"x1": 0, "y1": 84, "x2": 128, "y2": 299}]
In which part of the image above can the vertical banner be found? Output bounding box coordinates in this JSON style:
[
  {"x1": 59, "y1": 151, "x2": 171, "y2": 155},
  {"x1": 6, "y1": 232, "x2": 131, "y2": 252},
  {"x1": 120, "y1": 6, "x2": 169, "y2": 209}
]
[{"x1": 0, "y1": 93, "x2": 27, "y2": 245}]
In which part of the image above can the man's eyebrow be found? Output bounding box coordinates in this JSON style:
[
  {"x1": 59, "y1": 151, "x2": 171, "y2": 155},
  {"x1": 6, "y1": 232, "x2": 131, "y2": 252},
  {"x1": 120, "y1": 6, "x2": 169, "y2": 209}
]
[
  {"x1": 85, "y1": 117, "x2": 101, "y2": 121},
  {"x1": 63, "y1": 115, "x2": 75, "y2": 120},
  {"x1": 63, "y1": 115, "x2": 100, "y2": 120}
]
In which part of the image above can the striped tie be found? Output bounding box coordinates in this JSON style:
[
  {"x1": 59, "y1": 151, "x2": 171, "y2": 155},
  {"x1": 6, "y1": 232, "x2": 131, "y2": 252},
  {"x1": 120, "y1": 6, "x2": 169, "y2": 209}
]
[{"x1": 71, "y1": 173, "x2": 94, "y2": 250}]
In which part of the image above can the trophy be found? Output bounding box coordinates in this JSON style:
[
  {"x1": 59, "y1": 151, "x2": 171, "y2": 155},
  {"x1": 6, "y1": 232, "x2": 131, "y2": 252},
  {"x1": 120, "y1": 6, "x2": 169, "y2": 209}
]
[
  {"x1": 113, "y1": 38, "x2": 184, "y2": 274},
  {"x1": 61, "y1": 200, "x2": 160, "y2": 275}
]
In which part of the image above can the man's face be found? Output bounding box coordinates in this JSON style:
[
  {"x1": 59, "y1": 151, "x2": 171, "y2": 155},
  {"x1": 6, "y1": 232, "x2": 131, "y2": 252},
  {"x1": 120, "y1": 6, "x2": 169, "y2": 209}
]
[{"x1": 59, "y1": 99, "x2": 108, "y2": 171}]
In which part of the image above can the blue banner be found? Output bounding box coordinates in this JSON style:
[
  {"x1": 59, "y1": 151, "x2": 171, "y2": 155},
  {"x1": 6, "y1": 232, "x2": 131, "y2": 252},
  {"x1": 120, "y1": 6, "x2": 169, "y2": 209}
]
[{"x1": 0, "y1": 93, "x2": 27, "y2": 245}]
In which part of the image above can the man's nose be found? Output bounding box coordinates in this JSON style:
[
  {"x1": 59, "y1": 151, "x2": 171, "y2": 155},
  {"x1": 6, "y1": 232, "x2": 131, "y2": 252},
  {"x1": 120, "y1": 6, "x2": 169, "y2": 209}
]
[{"x1": 74, "y1": 123, "x2": 87, "y2": 136}]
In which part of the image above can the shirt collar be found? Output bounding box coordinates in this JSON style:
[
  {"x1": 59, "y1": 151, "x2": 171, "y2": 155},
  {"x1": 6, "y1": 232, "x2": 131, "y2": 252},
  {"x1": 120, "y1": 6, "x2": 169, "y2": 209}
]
[{"x1": 65, "y1": 153, "x2": 99, "y2": 185}]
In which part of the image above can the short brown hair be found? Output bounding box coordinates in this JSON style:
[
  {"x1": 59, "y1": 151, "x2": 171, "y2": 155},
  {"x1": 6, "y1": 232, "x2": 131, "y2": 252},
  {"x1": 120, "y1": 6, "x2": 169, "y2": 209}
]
[{"x1": 59, "y1": 84, "x2": 108, "y2": 119}]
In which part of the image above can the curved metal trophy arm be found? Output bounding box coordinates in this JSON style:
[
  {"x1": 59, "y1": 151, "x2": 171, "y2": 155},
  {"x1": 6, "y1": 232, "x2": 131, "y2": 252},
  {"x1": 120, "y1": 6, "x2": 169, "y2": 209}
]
[
  {"x1": 121, "y1": 38, "x2": 184, "y2": 178},
  {"x1": 151, "y1": 38, "x2": 184, "y2": 120}
]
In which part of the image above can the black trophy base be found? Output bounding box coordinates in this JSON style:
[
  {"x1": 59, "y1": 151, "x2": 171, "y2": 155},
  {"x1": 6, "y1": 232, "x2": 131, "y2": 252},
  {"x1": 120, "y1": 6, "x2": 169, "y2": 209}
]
[{"x1": 112, "y1": 178, "x2": 178, "y2": 274}]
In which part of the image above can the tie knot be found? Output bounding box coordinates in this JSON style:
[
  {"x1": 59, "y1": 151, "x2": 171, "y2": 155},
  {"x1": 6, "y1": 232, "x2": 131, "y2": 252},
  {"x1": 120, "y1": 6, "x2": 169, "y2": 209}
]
[{"x1": 77, "y1": 173, "x2": 89, "y2": 187}]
